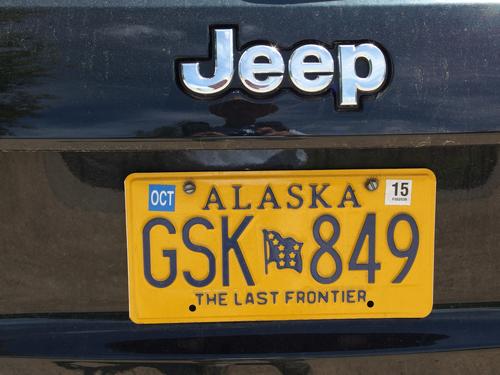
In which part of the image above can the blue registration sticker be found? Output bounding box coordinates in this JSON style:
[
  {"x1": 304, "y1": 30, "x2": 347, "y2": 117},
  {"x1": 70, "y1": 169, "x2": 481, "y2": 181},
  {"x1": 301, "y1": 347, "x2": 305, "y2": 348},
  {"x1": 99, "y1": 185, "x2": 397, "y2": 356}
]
[{"x1": 148, "y1": 185, "x2": 176, "y2": 212}]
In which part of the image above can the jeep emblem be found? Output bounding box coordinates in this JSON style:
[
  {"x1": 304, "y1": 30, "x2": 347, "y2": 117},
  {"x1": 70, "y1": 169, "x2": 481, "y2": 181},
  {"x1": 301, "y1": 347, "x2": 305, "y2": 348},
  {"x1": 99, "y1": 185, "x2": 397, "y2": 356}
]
[{"x1": 177, "y1": 28, "x2": 388, "y2": 108}]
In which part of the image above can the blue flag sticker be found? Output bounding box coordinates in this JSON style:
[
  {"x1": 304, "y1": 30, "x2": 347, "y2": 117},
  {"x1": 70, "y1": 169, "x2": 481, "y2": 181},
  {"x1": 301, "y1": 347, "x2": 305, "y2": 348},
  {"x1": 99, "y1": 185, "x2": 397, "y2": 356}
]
[{"x1": 148, "y1": 184, "x2": 176, "y2": 212}]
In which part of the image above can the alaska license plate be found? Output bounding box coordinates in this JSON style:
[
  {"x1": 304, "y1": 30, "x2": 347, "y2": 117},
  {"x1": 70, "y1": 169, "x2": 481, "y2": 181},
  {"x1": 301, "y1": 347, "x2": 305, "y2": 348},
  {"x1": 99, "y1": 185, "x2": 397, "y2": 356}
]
[{"x1": 125, "y1": 169, "x2": 435, "y2": 324}]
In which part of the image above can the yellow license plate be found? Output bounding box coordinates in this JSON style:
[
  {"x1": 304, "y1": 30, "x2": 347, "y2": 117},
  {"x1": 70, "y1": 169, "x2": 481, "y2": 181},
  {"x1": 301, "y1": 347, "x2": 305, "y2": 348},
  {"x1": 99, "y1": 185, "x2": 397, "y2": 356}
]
[{"x1": 125, "y1": 169, "x2": 435, "y2": 324}]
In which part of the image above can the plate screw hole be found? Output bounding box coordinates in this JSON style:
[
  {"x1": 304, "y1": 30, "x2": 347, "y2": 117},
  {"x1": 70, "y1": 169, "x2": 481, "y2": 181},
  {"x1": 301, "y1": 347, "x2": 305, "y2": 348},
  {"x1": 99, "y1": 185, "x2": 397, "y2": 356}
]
[
  {"x1": 365, "y1": 178, "x2": 379, "y2": 192},
  {"x1": 189, "y1": 304, "x2": 196, "y2": 312},
  {"x1": 367, "y1": 300, "x2": 374, "y2": 308},
  {"x1": 183, "y1": 181, "x2": 196, "y2": 194}
]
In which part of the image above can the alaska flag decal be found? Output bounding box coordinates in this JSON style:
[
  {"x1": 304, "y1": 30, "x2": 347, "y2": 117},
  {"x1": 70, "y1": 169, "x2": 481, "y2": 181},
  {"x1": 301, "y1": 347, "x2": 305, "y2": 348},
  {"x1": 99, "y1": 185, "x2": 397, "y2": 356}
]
[{"x1": 263, "y1": 230, "x2": 303, "y2": 274}]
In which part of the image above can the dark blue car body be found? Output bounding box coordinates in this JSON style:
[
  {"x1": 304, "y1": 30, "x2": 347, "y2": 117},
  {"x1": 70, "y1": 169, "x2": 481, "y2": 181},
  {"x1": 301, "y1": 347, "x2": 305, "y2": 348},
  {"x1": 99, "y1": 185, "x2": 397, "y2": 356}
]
[{"x1": 0, "y1": 0, "x2": 499, "y2": 373}]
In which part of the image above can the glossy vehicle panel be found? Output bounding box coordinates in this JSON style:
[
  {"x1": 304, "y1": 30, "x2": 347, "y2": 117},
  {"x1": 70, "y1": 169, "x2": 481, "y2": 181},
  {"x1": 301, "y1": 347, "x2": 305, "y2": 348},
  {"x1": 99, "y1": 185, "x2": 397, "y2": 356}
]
[
  {"x1": 0, "y1": 349, "x2": 499, "y2": 374},
  {"x1": 1, "y1": 0, "x2": 500, "y2": 370},
  {"x1": 0, "y1": 1, "x2": 499, "y2": 138},
  {"x1": 0, "y1": 308, "x2": 499, "y2": 360},
  {"x1": 0, "y1": 142, "x2": 498, "y2": 314}
]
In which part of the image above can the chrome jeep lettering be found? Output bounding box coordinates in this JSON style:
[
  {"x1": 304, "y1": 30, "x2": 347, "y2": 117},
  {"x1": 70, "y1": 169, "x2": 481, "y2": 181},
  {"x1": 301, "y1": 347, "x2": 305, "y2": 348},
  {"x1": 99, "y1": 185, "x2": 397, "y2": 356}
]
[
  {"x1": 239, "y1": 45, "x2": 285, "y2": 94},
  {"x1": 179, "y1": 29, "x2": 234, "y2": 95},
  {"x1": 177, "y1": 27, "x2": 389, "y2": 108},
  {"x1": 338, "y1": 44, "x2": 387, "y2": 107},
  {"x1": 289, "y1": 44, "x2": 334, "y2": 94}
]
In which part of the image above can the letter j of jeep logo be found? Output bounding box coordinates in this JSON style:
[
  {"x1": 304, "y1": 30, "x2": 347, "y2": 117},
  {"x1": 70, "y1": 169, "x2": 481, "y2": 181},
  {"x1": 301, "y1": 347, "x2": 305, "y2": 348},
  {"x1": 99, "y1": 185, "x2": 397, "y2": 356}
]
[{"x1": 176, "y1": 27, "x2": 389, "y2": 109}]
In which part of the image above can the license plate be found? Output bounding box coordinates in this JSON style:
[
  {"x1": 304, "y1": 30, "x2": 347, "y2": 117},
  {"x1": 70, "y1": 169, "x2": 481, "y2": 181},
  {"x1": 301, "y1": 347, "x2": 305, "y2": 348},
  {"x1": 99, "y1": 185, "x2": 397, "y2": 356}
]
[{"x1": 125, "y1": 169, "x2": 435, "y2": 324}]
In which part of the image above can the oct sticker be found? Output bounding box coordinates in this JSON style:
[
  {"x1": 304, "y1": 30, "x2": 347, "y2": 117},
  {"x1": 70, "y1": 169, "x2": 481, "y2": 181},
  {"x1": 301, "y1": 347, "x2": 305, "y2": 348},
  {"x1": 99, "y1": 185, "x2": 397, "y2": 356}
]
[{"x1": 148, "y1": 184, "x2": 176, "y2": 212}]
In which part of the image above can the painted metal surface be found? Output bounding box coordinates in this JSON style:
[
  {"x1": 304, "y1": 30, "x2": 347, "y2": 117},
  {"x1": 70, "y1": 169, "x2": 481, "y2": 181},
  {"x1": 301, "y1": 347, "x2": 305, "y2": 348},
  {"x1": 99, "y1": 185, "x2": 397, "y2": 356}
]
[
  {"x1": 125, "y1": 169, "x2": 435, "y2": 323},
  {"x1": 1, "y1": 348, "x2": 500, "y2": 374},
  {"x1": 0, "y1": 1, "x2": 499, "y2": 138},
  {"x1": 0, "y1": 142, "x2": 497, "y2": 315},
  {"x1": 0, "y1": 308, "x2": 499, "y2": 360},
  {"x1": 0, "y1": 0, "x2": 499, "y2": 367}
]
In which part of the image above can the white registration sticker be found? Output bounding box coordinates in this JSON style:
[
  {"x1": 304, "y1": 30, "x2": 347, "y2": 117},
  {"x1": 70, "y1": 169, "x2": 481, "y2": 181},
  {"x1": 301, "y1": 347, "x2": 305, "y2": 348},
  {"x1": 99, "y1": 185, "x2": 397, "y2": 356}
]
[{"x1": 385, "y1": 179, "x2": 412, "y2": 206}]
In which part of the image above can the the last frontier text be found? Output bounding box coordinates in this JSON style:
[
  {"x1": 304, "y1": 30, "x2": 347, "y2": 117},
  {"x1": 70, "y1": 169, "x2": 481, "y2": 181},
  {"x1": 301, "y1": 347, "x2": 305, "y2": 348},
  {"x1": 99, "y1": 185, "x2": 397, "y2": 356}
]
[{"x1": 194, "y1": 289, "x2": 367, "y2": 307}]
